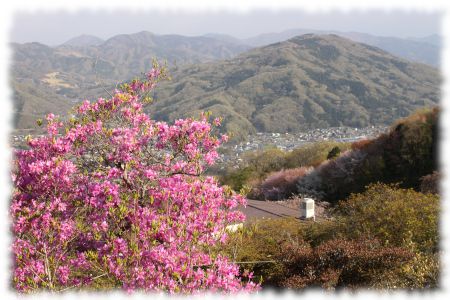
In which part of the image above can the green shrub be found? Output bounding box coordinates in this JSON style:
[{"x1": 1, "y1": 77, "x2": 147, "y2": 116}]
[
  {"x1": 326, "y1": 146, "x2": 341, "y2": 160},
  {"x1": 382, "y1": 107, "x2": 438, "y2": 188},
  {"x1": 303, "y1": 219, "x2": 341, "y2": 247},
  {"x1": 284, "y1": 141, "x2": 350, "y2": 169},
  {"x1": 420, "y1": 171, "x2": 440, "y2": 195},
  {"x1": 335, "y1": 183, "x2": 439, "y2": 253},
  {"x1": 371, "y1": 251, "x2": 439, "y2": 289},
  {"x1": 219, "y1": 148, "x2": 287, "y2": 192},
  {"x1": 217, "y1": 218, "x2": 306, "y2": 286},
  {"x1": 216, "y1": 184, "x2": 440, "y2": 289},
  {"x1": 220, "y1": 166, "x2": 256, "y2": 192}
]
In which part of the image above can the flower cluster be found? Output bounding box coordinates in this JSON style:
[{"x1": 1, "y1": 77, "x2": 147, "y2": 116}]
[{"x1": 11, "y1": 66, "x2": 259, "y2": 293}]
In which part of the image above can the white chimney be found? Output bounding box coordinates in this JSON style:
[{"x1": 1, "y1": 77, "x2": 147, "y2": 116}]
[{"x1": 300, "y1": 198, "x2": 315, "y2": 221}]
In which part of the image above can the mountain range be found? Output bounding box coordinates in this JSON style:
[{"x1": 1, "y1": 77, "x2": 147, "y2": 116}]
[
  {"x1": 205, "y1": 29, "x2": 441, "y2": 67},
  {"x1": 60, "y1": 29, "x2": 441, "y2": 67},
  {"x1": 10, "y1": 31, "x2": 440, "y2": 139},
  {"x1": 150, "y1": 34, "x2": 439, "y2": 140},
  {"x1": 11, "y1": 31, "x2": 251, "y2": 132}
]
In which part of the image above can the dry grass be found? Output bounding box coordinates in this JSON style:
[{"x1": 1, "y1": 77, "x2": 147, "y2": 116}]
[{"x1": 41, "y1": 72, "x2": 75, "y2": 89}]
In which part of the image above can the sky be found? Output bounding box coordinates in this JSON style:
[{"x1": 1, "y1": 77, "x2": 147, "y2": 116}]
[{"x1": 10, "y1": 10, "x2": 442, "y2": 45}]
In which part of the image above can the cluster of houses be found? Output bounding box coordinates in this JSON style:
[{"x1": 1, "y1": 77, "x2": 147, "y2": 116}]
[
  {"x1": 217, "y1": 125, "x2": 387, "y2": 164},
  {"x1": 10, "y1": 125, "x2": 387, "y2": 151}
]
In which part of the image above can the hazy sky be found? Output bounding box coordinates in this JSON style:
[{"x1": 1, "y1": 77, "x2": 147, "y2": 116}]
[{"x1": 11, "y1": 10, "x2": 442, "y2": 45}]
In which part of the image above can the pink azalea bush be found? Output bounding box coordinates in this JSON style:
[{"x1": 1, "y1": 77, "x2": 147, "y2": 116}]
[
  {"x1": 255, "y1": 167, "x2": 312, "y2": 200},
  {"x1": 11, "y1": 64, "x2": 258, "y2": 293}
]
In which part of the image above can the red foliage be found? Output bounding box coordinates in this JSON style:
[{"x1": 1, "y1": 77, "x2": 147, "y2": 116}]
[
  {"x1": 279, "y1": 238, "x2": 414, "y2": 289},
  {"x1": 351, "y1": 139, "x2": 372, "y2": 151}
]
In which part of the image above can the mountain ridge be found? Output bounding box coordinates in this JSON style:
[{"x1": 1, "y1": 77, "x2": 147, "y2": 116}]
[
  {"x1": 150, "y1": 34, "x2": 439, "y2": 140},
  {"x1": 10, "y1": 33, "x2": 440, "y2": 139},
  {"x1": 61, "y1": 34, "x2": 105, "y2": 47}
]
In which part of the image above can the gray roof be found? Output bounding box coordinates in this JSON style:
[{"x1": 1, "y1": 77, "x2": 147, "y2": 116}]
[{"x1": 238, "y1": 199, "x2": 300, "y2": 221}]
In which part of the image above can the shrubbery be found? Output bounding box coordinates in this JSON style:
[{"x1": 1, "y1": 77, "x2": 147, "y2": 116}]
[
  {"x1": 218, "y1": 183, "x2": 439, "y2": 290},
  {"x1": 326, "y1": 146, "x2": 341, "y2": 160},
  {"x1": 279, "y1": 238, "x2": 413, "y2": 289},
  {"x1": 297, "y1": 149, "x2": 370, "y2": 201},
  {"x1": 221, "y1": 108, "x2": 438, "y2": 203},
  {"x1": 11, "y1": 65, "x2": 258, "y2": 293},
  {"x1": 334, "y1": 183, "x2": 439, "y2": 253},
  {"x1": 250, "y1": 167, "x2": 312, "y2": 200},
  {"x1": 372, "y1": 251, "x2": 439, "y2": 289},
  {"x1": 283, "y1": 141, "x2": 350, "y2": 169},
  {"x1": 219, "y1": 141, "x2": 350, "y2": 195},
  {"x1": 382, "y1": 108, "x2": 438, "y2": 187},
  {"x1": 219, "y1": 147, "x2": 286, "y2": 192},
  {"x1": 218, "y1": 218, "x2": 305, "y2": 287},
  {"x1": 420, "y1": 171, "x2": 440, "y2": 194},
  {"x1": 295, "y1": 108, "x2": 439, "y2": 204}
]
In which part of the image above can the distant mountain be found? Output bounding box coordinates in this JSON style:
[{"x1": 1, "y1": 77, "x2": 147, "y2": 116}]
[
  {"x1": 150, "y1": 34, "x2": 440, "y2": 140},
  {"x1": 243, "y1": 28, "x2": 317, "y2": 47},
  {"x1": 10, "y1": 33, "x2": 440, "y2": 137},
  {"x1": 61, "y1": 34, "x2": 105, "y2": 47},
  {"x1": 86, "y1": 31, "x2": 251, "y2": 79},
  {"x1": 13, "y1": 31, "x2": 251, "y2": 83},
  {"x1": 407, "y1": 34, "x2": 442, "y2": 47},
  {"x1": 203, "y1": 33, "x2": 244, "y2": 45},
  {"x1": 11, "y1": 31, "x2": 252, "y2": 132},
  {"x1": 340, "y1": 32, "x2": 441, "y2": 67},
  {"x1": 242, "y1": 29, "x2": 440, "y2": 67}
]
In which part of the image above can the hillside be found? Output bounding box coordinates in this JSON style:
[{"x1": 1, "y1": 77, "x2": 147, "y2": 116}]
[
  {"x1": 11, "y1": 80, "x2": 73, "y2": 133},
  {"x1": 10, "y1": 34, "x2": 440, "y2": 137},
  {"x1": 295, "y1": 107, "x2": 439, "y2": 203},
  {"x1": 11, "y1": 31, "x2": 251, "y2": 132},
  {"x1": 242, "y1": 29, "x2": 441, "y2": 66},
  {"x1": 12, "y1": 31, "x2": 250, "y2": 85},
  {"x1": 150, "y1": 34, "x2": 440, "y2": 140},
  {"x1": 407, "y1": 34, "x2": 441, "y2": 47},
  {"x1": 221, "y1": 107, "x2": 438, "y2": 203}
]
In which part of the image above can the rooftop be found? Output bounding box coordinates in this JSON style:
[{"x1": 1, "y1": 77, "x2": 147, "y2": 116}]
[{"x1": 238, "y1": 199, "x2": 300, "y2": 220}]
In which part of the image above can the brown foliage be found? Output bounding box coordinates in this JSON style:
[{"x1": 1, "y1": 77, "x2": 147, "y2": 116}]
[
  {"x1": 279, "y1": 238, "x2": 414, "y2": 290},
  {"x1": 420, "y1": 171, "x2": 440, "y2": 194},
  {"x1": 350, "y1": 138, "x2": 372, "y2": 151},
  {"x1": 296, "y1": 108, "x2": 439, "y2": 203}
]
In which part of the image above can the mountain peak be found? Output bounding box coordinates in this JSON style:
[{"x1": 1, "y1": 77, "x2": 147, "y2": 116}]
[
  {"x1": 102, "y1": 31, "x2": 156, "y2": 46},
  {"x1": 288, "y1": 33, "x2": 354, "y2": 45},
  {"x1": 61, "y1": 34, "x2": 104, "y2": 47},
  {"x1": 151, "y1": 35, "x2": 439, "y2": 140}
]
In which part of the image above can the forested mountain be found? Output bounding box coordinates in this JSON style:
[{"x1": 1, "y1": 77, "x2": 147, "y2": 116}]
[
  {"x1": 11, "y1": 31, "x2": 251, "y2": 132},
  {"x1": 151, "y1": 34, "x2": 439, "y2": 140},
  {"x1": 11, "y1": 33, "x2": 440, "y2": 138},
  {"x1": 241, "y1": 29, "x2": 441, "y2": 66}
]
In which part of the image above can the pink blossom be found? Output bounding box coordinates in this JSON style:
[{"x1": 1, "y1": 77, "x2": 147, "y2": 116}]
[
  {"x1": 57, "y1": 266, "x2": 70, "y2": 284},
  {"x1": 11, "y1": 66, "x2": 258, "y2": 294}
]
